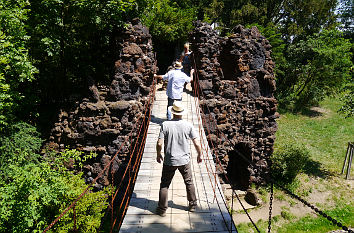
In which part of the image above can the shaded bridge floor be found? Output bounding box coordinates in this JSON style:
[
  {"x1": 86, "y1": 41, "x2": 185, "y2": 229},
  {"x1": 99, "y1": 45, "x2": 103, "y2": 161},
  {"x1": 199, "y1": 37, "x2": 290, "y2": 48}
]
[{"x1": 120, "y1": 84, "x2": 236, "y2": 233}]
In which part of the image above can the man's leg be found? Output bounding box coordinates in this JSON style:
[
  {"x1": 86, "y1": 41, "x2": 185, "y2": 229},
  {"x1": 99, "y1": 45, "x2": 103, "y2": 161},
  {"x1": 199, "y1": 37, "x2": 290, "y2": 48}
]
[
  {"x1": 158, "y1": 164, "x2": 177, "y2": 213},
  {"x1": 166, "y1": 98, "x2": 174, "y2": 120},
  {"x1": 178, "y1": 162, "x2": 197, "y2": 208}
]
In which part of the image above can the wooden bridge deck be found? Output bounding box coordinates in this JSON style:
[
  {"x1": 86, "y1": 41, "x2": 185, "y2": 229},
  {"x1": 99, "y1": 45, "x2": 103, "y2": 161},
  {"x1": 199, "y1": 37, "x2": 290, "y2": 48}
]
[{"x1": 119, "y1": 84, "x2": 236, "y2": 233}]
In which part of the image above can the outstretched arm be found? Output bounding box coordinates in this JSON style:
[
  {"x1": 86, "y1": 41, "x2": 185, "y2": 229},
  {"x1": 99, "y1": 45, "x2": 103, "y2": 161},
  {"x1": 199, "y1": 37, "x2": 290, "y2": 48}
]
[
  {"x1": 154, "y1": 74, "x2": 164, "y2": 80},
  {"x1": 156, "y1": 138, "x2": 164, "y2": 163},
  {"x1": 192, "y1": 138, "x2": 202, "y2": 163},
  {"x1": 189, "y1": 69, "x2": 195, "y2": 82}
]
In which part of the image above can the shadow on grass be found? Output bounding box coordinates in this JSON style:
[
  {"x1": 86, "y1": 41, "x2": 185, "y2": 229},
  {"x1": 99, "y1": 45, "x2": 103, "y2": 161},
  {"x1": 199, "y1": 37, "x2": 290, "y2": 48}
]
[
  {"x1": 273, "y1": 157, "x2": 332, "y2": 186},
  {"x1": 302, "y1": 158, "x2": 332, "y2": 178},
  {"x1": 277, "y1": 106, "x2": 324, "y2": 118},
  {"x1": 300, "y1": 107, "x2": 324, "y2": 118}
]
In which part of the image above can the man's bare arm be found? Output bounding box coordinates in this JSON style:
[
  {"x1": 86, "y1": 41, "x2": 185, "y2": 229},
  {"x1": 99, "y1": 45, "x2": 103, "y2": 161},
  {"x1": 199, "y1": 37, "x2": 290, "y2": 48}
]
[
  {"x1": 154, "y1": 74, "x2": 164, "y2": 80},
  {"x1": 156, "y1": 138, "x2": 164, "y2": 163},
  {"x1": 192, "y1": 138, "x2": 202, "y2": 163},
  {"x1": 189, "y1": 69, "x2": 194, "y2": 82}
]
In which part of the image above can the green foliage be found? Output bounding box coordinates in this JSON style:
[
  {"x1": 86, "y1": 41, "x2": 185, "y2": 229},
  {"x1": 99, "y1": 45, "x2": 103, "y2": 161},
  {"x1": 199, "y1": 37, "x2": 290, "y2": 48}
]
[
  {"x1": 0, "y1": 122, "x2": 42, "y2": 173},
  {"x1": 141, "y1": 0, "x2": 197, "y2": 42},
  {"x1": 47, "y1": 174, "x2": 110, "y2": 233},
  {"x1": 205, "y1": 0, "x2": 337, "y2": 40},
  {"x1": 0, "y1": 0, "x2": 38, "y2": 129},
  {"x1": 337, "y1": 0, "x2": 354, "y2": 39},
  {"x1": 280, "y1": 208, "x2": 295, "y2": 220},
  {"x1": 0, "y1": 162, "x2": 110, "y2": 233},
  {"x1": 50, "y1": 148, "x2": 98, "y2": 172},
  {"x1": 230, "y1": 2, "x2": 268, "y2": 27},
  {"x1": 277, "y1": 29, "x2": 353, "y2": 110},
  {"x1": 272, "y1": 142, "x2": 309, "y2": 184},
  {"x1": 27, "y1": 0, "x2": 138, "y2": 111},
  {"x1": 0, "y1": 123, "x2": 109, "y2": 233},
  {"x1": 339, "y1": 89, "x2": 354, "y2": 118}
]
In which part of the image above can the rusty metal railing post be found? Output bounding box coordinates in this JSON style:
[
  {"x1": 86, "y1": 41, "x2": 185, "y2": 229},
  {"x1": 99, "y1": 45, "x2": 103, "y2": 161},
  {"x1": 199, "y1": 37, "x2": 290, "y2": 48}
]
[
  {"x1": 345, "y1": 142, "x2": 353, "y2": 179},
  {"x1": 342, "y1": 142, "x2": 353, "y2": 179},
  {"x1": 342, "y1": 142, "x2": 351, "y2": 174}
]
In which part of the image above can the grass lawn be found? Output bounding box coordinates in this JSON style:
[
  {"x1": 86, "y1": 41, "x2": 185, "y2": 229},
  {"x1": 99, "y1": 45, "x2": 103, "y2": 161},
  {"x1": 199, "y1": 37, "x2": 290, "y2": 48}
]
[
  {"x1": 275, "y1": 97, "x2": 353, "y2": 173},
  {"x1": 235, "y1": 97, "x2": 354, "y2": 233}
]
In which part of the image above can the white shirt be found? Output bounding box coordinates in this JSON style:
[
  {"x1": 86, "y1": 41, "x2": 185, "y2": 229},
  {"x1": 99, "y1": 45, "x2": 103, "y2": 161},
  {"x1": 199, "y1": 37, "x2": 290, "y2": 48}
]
[{"x1": 163, "y1": 69, "x2": 190, "y2": 99}]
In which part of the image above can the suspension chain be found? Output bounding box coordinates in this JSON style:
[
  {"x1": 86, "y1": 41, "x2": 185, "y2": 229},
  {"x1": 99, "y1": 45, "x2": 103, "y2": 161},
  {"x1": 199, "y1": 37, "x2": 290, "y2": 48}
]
[
  {"x1": 268, "y1": 160, "x2": 274, "y2": 233},
  {"x1": 277, "y1": 183, "x2": 354, "y2": 233}
]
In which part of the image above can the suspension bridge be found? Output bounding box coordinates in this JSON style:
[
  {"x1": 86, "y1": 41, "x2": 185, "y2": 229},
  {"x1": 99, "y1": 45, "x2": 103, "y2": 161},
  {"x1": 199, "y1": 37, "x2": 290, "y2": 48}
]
[
  {"x1": 42, "y1": 72, "x2": 353, "y2": 233},
  {"x1": 119, "y1": 83, "x2": 235, "y2": 232}
]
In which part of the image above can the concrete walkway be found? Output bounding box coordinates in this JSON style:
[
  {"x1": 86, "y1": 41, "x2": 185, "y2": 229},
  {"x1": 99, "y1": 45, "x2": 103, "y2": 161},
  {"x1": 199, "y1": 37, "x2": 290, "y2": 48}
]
[{"x1": 120, "y1": 84, "x2": 236, "y2": 233}]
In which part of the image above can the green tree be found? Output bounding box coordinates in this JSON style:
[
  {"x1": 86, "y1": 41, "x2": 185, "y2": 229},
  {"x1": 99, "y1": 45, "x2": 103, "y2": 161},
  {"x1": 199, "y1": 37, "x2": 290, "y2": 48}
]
[
  {"x1": 141, "y1": 0, "x2": 197, "y2": 42},
  {"x1": 0, "y1": 0, "x2": 38, "y2": 130},
  {"x1": 0, "y1": 162, "x2": 110, "y2": 233},
  {"x1": 0, "y1": 122, "x2": 42, "y2": 174},
  {"x1": 337, "y1": 0, "x2": 354, "y2": 39},
  {"x1": 205, "y1": 0, "x2": 338, "y2": 40},
  {"x1": 278, "y1": 29, "x2": 352, "y2": 109},
  {"x1": 27, "y1": 0, "x2": 138, "y2": 122}
]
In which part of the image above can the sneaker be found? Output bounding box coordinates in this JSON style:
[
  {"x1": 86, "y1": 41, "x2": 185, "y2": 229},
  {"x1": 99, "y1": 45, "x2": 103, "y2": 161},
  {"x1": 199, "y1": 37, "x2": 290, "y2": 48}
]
[
  {"x1": 156, "y1": 207, "x2": 166, "y2": 217},
  {"x1": 188, "y1": 205, "x2": 197, "y2": 212}
]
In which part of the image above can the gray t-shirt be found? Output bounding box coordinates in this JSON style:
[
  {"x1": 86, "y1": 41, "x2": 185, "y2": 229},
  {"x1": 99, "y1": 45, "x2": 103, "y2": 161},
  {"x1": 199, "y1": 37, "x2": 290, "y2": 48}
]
[{"x1": 159, "y1": 119, "x2": 198, "y2": 166}]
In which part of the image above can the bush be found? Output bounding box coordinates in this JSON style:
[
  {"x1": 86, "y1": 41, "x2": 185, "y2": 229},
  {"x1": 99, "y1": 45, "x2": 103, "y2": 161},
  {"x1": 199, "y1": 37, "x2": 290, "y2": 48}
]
[
  {"x1": 0, "y1": 162, "x2": 110, "y2": 233},
  {"x1": 0, "y1": 123, "x2": 110, "y2": 233},
  {"x1": 0, "y1": 122, "x2": 43, "y2": 174},
  {"x1": 272, "y1": 142, "x2": 309, "y2": 184}
]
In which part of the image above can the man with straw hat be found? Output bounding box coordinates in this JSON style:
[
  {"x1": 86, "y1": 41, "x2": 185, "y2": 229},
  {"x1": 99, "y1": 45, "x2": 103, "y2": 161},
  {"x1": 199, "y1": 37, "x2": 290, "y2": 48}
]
[
  {"x1": 154, "y1": 61, "x2": 194, "y2": 120},
  {"x1": 155, "y1": 101, "x2": 202, "y2": 216}
]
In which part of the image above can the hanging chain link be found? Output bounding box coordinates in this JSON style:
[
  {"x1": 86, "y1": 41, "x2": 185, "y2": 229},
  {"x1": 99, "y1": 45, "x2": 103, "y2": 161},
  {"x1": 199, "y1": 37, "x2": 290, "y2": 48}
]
[
  {"x1": 268, "y1": 160, "x2": 274, "y2": 233},
  {"x1": 267, "y1": 182, "x2": 273, "y2": 233},
  {"x1": 277, "y1": 183, "x2": 354, "y2": 233}
]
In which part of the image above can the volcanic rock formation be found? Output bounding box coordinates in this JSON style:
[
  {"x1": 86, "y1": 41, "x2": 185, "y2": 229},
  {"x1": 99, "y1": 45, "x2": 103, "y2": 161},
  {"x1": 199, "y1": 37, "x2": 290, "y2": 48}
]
[
  {"x1": 189, "y1": 21, "x2": 278, "y2": 189},
  {"x1": 46, "y1": 19, "x2": 157, "y2": 189}
]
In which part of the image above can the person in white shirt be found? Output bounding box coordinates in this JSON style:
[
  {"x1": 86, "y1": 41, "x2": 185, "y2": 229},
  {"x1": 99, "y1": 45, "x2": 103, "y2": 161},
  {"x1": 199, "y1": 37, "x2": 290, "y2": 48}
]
[{"x1": 154, "y1": 61, "x2": 194, "y2": 120}]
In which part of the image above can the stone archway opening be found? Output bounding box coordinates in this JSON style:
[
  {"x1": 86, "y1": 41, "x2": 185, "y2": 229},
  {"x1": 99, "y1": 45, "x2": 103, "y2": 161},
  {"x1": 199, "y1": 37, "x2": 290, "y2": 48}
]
[{"x1": 227, "y1": 143, "x2": 252, "y2": 190}]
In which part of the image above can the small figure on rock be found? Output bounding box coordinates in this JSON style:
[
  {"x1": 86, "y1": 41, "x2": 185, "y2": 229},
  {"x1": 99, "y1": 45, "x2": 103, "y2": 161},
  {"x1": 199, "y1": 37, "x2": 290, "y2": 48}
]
[
  {"x1": 155, "y1": 101, "x2": 202, "y2": 217},
  {"x1": 154, "y1": 62, "x2": 194, "y2": 120},
  {"x1": 179, "y1": 42, "x2": 193, "y2": 76},
  {"x1": 179, "y1": 42, "x2": 193, "y2": 91}
]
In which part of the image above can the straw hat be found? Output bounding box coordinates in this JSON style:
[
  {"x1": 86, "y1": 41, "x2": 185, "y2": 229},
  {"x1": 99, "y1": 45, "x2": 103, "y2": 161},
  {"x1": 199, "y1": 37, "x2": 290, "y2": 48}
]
[
  {"x1": 174, "y1": 61, "x2": 183, "y2": 69},
  {"x1": 168, "y1": 101, "x2": 185, "y2": 115}
]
